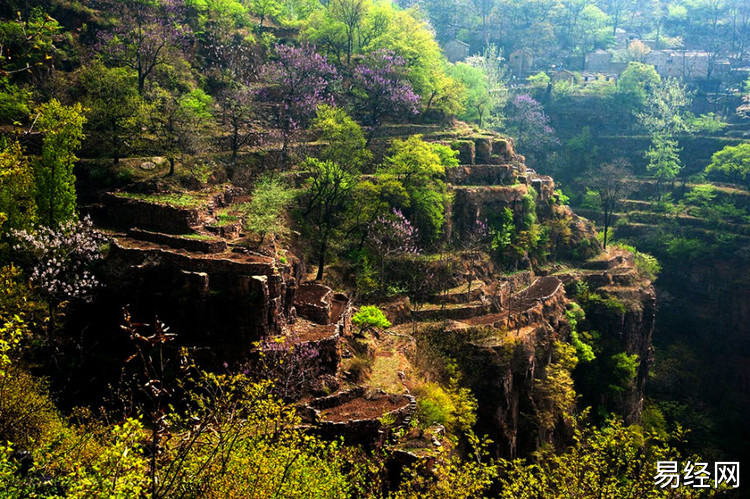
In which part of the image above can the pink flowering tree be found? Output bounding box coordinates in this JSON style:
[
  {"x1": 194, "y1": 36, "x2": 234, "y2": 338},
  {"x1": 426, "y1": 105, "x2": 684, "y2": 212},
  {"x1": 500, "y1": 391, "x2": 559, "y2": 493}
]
[
  {"x1": 351, "y1": 49, "x2": 419, "y2": 145},
  {"x1": 255, "y1": 334, "x2": 320, "y2": 401},
  {"x1": 259, "y1": 43, "x2": 338, "y2": 168},
  {"x1": 368, "y1": 208, "x2": 420, "y2": 298},
  {"x1": 507, "y1": 94, "x2": 560, "y2": 166},
  {"x1": 11, "y1": 216, "x2": 107, "y2": 334}
]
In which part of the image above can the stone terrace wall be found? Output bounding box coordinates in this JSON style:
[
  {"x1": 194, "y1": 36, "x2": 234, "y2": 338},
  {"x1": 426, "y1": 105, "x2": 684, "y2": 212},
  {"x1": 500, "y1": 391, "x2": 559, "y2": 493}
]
[
  {"x1": 305, "y1": 389, "x2": 416, "y2": 447},
  {"x1": 451, "y1": 184, "x2": 529, "y2": 236},
  {"x1": 104, "y1": 240, "x2": 300, "y2": 362},
  {"x1": 446, "y1": 164, "x2": 516, "y2": 186},
  {"x1": 102, "y1": 193, "x2": 201, "y2": 234},
  {"x1": 128, "y1": 228, "x2": 227, "y2": 253}
]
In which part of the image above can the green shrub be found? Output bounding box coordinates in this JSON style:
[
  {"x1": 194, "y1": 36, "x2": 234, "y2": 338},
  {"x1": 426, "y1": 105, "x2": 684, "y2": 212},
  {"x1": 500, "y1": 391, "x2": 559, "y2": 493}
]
[
  {"x1": 414, "y1": 382, "x2": 454, "y2": 428},
  {"x1": 608, "y1": 352, "x2": 639, "y2": 394},
  {"x1": 586, "y1": 292, "x2": 627, "y2": 316},
  {"x1": 413, "y1": 381, "x2": 477, "y2": 435},
  {"x1": 566, "y1": 304, "x2": 594, "y2": 363},
  {"x1": 352, "y1": 306, "x2": 391, "y2": 334},
  {"x1": 244, "y1": 176, "x2": 294, "y2": 243}
]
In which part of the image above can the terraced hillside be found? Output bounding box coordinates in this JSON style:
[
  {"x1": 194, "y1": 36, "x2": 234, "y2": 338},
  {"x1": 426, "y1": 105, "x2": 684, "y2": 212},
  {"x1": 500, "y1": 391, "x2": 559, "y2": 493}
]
[{"x1": 574, "y1": 178, "x2": 750, "y2": 461}]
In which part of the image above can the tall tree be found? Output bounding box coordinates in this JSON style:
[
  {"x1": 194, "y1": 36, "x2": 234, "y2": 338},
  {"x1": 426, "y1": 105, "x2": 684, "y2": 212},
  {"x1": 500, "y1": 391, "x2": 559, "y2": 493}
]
[
  {"x1": 506, "y1": 94, "x2": 559, "y2": 167},
  {"x1": 329, "y1": 0, "x2": 368, "y2": 66},
  {"x1": 244, "y1": 176, "x2": 294, "y2": 245},
  {"x1": 380, "y1": 135, "x2": 456, "y2": 246},
  {"x1": 80, "y1": 63, "x2": 144, "y2": 163},
  {"x1": 638, "y1": 78, "x2": 692, "y2": 199},
  {"x1": 302, "y1": 158, "x2": 357, "y2": 280},
  {"x1": 147, "y1": 88, "x2": 213, "y2": 175},
  {"x1": 301, "y1": 106, "x2": 369, "y2": 279},
  {"x1": 97, "y1": 0, "x2": 191, "y2": 94},
  {"x1": 259, "y1": 43, "x2": 338, "y2": 168},
  {"x1": 309, "y1": 104, "x2": 371, "y2": 168},
  {"x1": 218, "y1": 85, "x2": 257, "y2": 164},
  {"x1": 589, "y1": 160, "x2": 633, "y2": 249},
  {"x1": 645, "y1": 134, "x2": 681, "y2": 201},
  {"x1": 351, "y1": 49, "x2": 419, "y2": 145},
  {"x1": 449, "y1": 62, "x2": 493, "y2": 127},
  {"x1": 33, "y1": 100, "x2": 86, "y2": 227},
  {"x1": 0, "y1": 8, "x2": 59, "y2": 76},
  {"x1": 0, "y1": 141, "x2": 35, "y2": 231},
  {"x1": 705, "y1": 143, "x2": 750, "y2": 188}
]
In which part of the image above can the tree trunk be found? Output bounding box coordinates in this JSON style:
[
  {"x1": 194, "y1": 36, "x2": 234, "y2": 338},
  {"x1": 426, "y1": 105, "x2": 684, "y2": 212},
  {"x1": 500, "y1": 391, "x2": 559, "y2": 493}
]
[
  {"x1": 231, "y1": 126, "x2": 239, "y2": 163},
  {"x1": 168, "y1": 157, "x2": 175, "y2": 176},
  {"x1": 603, "y1": 214, "x2": 610, "y2": 250},
  {"x1": 316, "y1": 239, "x2": 327, "y2": 280}
]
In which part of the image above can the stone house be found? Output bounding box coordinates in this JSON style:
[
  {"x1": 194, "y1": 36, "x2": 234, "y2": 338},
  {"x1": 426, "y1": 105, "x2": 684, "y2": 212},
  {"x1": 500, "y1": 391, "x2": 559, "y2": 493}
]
[
  {"x1": 580, "y1": 71, "x2": 617, "y2": 85},
  {"x1": 645, "y1": 49, "x2": 712, "y2": 80},
  {"x1": 585, "y1": 48, "x2": 614, "y2": 71},
  {"x1": 550, "y1": 69, "x2": 577, "y2": 84},
  {"x1": 509, "y1": 48, "x2": 535, "y2": 77},
  {"x1": 443, "y1": 39, "x2": 470, "y2": 63}
]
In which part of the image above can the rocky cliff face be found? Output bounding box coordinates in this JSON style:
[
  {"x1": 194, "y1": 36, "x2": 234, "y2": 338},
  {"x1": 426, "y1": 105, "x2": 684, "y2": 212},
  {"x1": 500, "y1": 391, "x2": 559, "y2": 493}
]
[{"x1": 81, "y1": 131, "x2": 656, "y2": 458}]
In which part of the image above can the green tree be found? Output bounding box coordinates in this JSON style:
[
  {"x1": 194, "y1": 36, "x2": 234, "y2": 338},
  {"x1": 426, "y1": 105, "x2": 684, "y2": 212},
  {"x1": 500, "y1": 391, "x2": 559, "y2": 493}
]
[
  {"x1": 351, "y1": 305, "x2": 391, "y2": 335},
  {"x1": 309, "y1": 104, "x2": 371, "y2": 169},
  {"x1": 498, "y1": 414, "x2": 714, "y2": 498},
  {"x1": 243, "y1": 176, "x2": 294, "y2": 244},
  {"x1": 302, "y1": 158, "x2": 358, "y2": 280},
  {"x1": 80, "y1": 63, "x2": 144, "y2": 163},
  {"x1": 0, "y1": 76, "x2": 31, "y2": 123},
  {"x1": 247, "y1": 0, "x2": 282, "y2": 27},
  {"x1": 380, "y1": 136, "x2": 457, "y2": 246},
  {"x1": 645, "y1": 134, "x2": 681, "y2": 201},
  {"x1": 0, "y1": 141, "x2": 35, "y2": 231},
  {"x1": 705, "y1": 142, "x2": 750, "y2": 187},
  {"x1": 533, "y1": 341, "x2": 579, "y2": 440},
  {"x1": 147, "y1": 88, "x2": 213, "y2": 175},
  {"x1": 465, "y1": 44, "x2": 510, "y2": 126},
  {"x1": 449, "y1": 62, "x2": 493, "y2": 126},
  {"x1": 614, "y1": 62, "x2": 661, "y2": 114},
  {"x1": 33, "y1": 100, "x2": 86, "y2": 227},
  {"x1": 0, "y1": 9, "x2": 59, "y2": 76},
  {"x1": 638, "y1": 78, "x2": 692, "y2": 199},
  {"x1": 638, "y1": 77, "x2": 692, "y2": 137},
  {"x1": 589, "y1": 160, "x2": 633, "y2": 249}
]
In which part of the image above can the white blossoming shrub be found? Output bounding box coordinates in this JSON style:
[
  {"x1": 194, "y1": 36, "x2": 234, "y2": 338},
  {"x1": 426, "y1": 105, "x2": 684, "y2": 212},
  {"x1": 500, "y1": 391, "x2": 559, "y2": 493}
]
[{"x1": 11, "y1": 216, "x2": 107, "y2": 303}]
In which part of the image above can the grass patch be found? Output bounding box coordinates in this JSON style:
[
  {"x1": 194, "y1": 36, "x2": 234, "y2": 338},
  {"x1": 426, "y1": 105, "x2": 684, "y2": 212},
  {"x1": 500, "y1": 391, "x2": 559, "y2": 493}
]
[
  {"x1": 369, "y1": 353, "x2": 402, "y2": 393},
  {"x1": 216, "y1": 212, "x2": 239, "y2": 226},
  {"x1": 179, "y1": 233, "x2": 214, "y2": 240},
  {"x1": 116, "y1": 191, "x2": 206, "y2": 209}
]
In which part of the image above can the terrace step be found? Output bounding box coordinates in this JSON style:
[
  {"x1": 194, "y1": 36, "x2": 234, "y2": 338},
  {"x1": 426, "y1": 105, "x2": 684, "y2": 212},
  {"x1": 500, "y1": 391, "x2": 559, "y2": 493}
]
[
  {"x1": 410, "y1": 300, "x2": 494, "y2": 322},
  {"x1": 427, "y1": 283, "x2": 486, "y2": 304}
]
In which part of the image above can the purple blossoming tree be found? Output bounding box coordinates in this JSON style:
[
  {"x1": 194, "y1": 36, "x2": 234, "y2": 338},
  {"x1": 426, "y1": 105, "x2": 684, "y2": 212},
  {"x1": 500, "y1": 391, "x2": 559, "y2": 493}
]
[
  {"x1": 259, "y1": 43, "x2": 338, "y2": 168},
  {"x1": 352, "y1": 49, "x2": 419, "y2": 145},
  {"x1": 96, "y1": 0, "x2": 192, "y2": 94},
  {"x1": 368, "y1": 208, "x2": 420, "y2": 297},
  {"x1": 507, "y1": 94, "x2": 560, "y2": 166},
  {"x1": 255, "y1": 334, "x2": 320, "y2": 401}
]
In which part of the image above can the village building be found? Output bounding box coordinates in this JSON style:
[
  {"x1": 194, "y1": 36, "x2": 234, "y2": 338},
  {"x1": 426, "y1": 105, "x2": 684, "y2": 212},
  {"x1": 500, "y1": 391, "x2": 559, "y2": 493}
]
[
  {"x1": 550, "y1": 69, "x2": 577, "y2": 84},
  {"x1": 585, "y1": 49, "x2": 614, "y2": 71},
  {"x1": 443, "y1": 39, "x2": 470, "y2": 63},
  {"x1": 644, "y1": 49, "x2": 730, "y2": 80},
  {"x1": 509, "y1": 48, "x2": 535, "y2": 77},
  {"x1": 580, "y1": 71, "x2": 617, "y2": 84}
]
